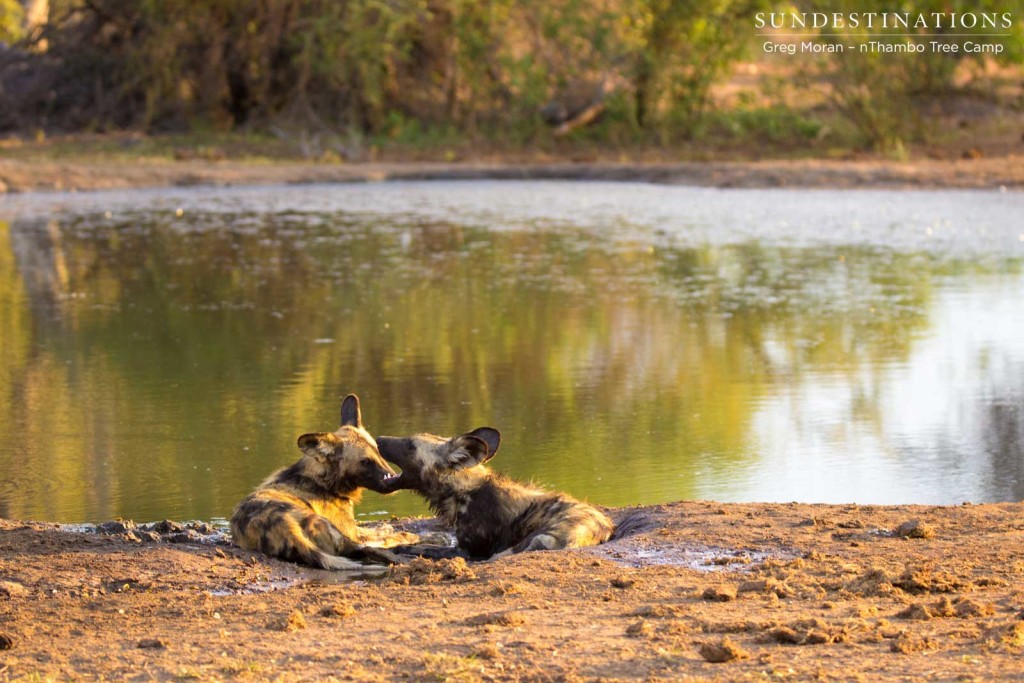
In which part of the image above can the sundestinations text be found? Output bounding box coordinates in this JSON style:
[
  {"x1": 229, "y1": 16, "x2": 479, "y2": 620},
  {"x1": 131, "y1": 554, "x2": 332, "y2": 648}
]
[{"x1": 755, "y1": 11, "x2": 1013, "y2": 30}]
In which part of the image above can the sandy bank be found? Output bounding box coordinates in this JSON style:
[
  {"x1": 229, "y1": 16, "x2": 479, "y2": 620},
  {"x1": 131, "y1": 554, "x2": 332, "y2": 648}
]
[
  {"x1": 2, "y1": 156, "x2": 1024, "y2": 194},
  {"x1": 2, "y1": 501, "x2": 1024, "y2": 680}
]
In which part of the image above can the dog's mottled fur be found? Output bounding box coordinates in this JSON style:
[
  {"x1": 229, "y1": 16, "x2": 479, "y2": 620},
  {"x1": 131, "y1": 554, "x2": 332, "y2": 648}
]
[
  {"x1": 378, "y1": 428, "x2": 613, "y2": 560},
  {"x1": 230, "y1": 395, "x2": 409, "y2": 570}
]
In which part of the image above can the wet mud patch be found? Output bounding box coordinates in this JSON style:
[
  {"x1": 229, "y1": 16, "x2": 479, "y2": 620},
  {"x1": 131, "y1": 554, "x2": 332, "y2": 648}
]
[
  {"x1": 596, "y1": 505, "x2": 798, "y2": 570},
  {"x1": 62, "y1": 519, "x2": 232, "y2": 546},
  {"x1": 207, "y1": 576, "x2": 303, "y2": 597},
  {"x1": 595, "y1": 539, "x2": 796, "y2": 571}
]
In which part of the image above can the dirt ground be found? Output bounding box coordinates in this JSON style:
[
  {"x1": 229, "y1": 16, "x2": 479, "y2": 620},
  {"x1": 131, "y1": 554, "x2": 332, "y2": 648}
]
[
  {"x1": 3, "y1": 501, "x2": 1024, "y2": 681},
  {"x1": 3, "y1": 155, "x2": 1024, "y2": 194}
]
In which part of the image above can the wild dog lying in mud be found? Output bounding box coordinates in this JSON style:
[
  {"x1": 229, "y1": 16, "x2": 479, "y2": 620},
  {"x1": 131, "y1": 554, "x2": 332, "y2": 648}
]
[
  {"x1": 230, "y1": 395, "x2": 413, "y2": 571},
  {"x1": 378, "y1": 428, "x2": 614, "y2": 560}
]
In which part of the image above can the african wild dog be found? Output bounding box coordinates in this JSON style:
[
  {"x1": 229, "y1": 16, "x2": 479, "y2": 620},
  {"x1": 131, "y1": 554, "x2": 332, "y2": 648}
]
[
  {"x1": 230, "y1": 394, "x2": 410, "y2": 570},
  {"x1": 377, "y1": 428, "x2": 614, "y2": 560}
]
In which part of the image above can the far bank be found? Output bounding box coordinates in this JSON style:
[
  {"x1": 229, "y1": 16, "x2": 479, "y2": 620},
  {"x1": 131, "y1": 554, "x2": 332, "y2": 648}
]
[{"x1": 3, "y1": 155, "x2": 1024, "y2": 194}]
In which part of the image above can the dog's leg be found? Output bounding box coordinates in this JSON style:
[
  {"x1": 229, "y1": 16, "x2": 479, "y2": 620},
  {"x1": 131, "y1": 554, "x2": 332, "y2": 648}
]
[
  {"x1": 357, "y1": 526, "x2": 421, "y2": 548},
  {"x1": 350, "y1": 545, "x2": 409, "y2": 565},
  {"x1": 512, "y1": 532, "x2": 563, "y2": 553},
  {"x1": 314, "y1": 551, "x2": 387, "y2": 573},
  {"x1": 475, "y1": 532, "x2": 562, "y2": 563},
  {"x1": 389, "y1": 544, "x2": 470, "y2": 560},
  {"x1": 301, "y1": 514, "x2": 403, "y2": 565},
  {"x1": 270, "y1": 515, "x2": 378, "y2": 572}
]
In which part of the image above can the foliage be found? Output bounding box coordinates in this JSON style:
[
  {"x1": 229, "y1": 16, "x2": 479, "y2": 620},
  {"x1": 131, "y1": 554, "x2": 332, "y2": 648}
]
[
  {"x1": 797, "y1": 0, "x2": 1024, "y2": 153},
  {"x1": 629, "y1": 0, "x2": 771, "y2": 134},
  {"x1": 702, "y1": 106, "x2": 823, "y2": 146},
  {"x1": 1, "y1": 0, "x2": 769, "y2": 138},
  {"x1": 0, "y1": 0, "x2": 24, "y2": 44},
  {"x1": 0, "y1": 0, "x2": 1021, "y2": 153}
]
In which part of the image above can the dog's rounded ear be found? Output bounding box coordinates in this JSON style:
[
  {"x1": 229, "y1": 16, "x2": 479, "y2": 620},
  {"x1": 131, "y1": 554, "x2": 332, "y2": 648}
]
[
  {"x1": 466, "y1": 427, "x2": 500, "y2": 458},
  {"x1": 297, "y1": 432, "x2": 328, "y2": 457},
  {"x1": 340, "y1": 394, "x2": 362, "y2": 428},
  {"x1": 447, "y1": 435, "x2": 493, "y2": 470}
]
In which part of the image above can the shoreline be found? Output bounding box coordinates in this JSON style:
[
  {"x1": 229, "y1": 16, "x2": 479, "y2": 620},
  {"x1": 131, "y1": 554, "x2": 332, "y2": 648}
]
[
  {"x1": 3, "y1": 156, "x2": 1024, "y2": 195},
  {"x1": 3, "y1": 500, "x2": 1024, "y2": 680}
]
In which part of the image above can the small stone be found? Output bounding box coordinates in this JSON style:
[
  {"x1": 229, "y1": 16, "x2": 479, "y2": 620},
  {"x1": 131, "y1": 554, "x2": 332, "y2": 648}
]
[
  {"x1": 137, "y1": 638, "x2": 166, "y2": 649},
  {"x1": 987, "y1": 622, "x2": 1024, "y2": 648},
  {"x1": 97, "y1": 519, "x2": 137, "y2": 534},
  {"x1": 837, "y1": 519, "x2": 865, "y2": 529},
  {"x1": 385, "y1": 557, "x2": 477, "y2": 585},
  {"x1": 465, "y1": 611, "x2": 526, "y2": 627},
  {"x1": 702, "y1": 585, "x2": 737, "y2": 602},
  {"x1": 474, "y1": 643, "x2": 502, "y2": 660},
  {"x1": 319, "y1": 602, "x2": 356, "y2": 618},
  {"x1": 167, "y1": 530, "x2": 203, "y2": 544},
  {"x1": 189, "y1": 522, "x2": 215, "y2": 535},
  {"x1": 894, "y1": 520, "x2": 935, "y2": 539},
  {"x1": 625, "y1": 620, "x2": 652, "y2": 637},
  {"x1": 896, "y1": 603, "x2": 933, "y2": 621},
  {"x1": 698, "y1": 637, "x2": 749, "y2": 663},
  {"x1": 804, "y1": 630, "x2": 833, "y2": 645},
  {"x1": 955, "y1": 599, "x2": 995, "y2": 618},
  {"x1": 631, "y1": 604, "x2": 683, "y2": 618},
  {"x1": 105, "y1": 579, "x2": 141, "y2": 593},
  {"x1": 270, "y1": 610, "x2": 307, "y2": 632},
  {"x1": 768, "y1": 626, "x2": 802, "y2": 644},
  {"x1": 610, "y1": 577, "x2": 636, "y2": 589},
  {"x1": 0, "y1": 581, "x2": 29, "y2": 599},
  {"x1": 151, "y1": 520, "x2": 183, "y2": 534},
  {"x1": 930, "y1": 596, "x2": 956, "y2": 618},
  {"x1": 737, "y1": 578, "x2": 788, "y2": 598},
  {"x1": 0, "y1": 633, "x2": 13, "y2": 650},
  {"x1": 891, "y1": 634, "x2": 937, "y2": 653}
]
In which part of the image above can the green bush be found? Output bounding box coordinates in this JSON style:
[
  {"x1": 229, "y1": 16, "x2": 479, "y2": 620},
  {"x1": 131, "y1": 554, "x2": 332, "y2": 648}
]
[
  {"x1": 0, "y1": 0, "x2": 24, "y2": 44},
  {"x1": 797, "y1": 0, "x2": 1024, "y2": 153},
  {"x1": 3, "y1": 0, "x2": 771, "y2": 139},
  {"x1": 703, "y1": 106, "x2": 823, "y2": 145},
  {"x1": 7, "y1": 0, "x2": 1019, "y2": 153},
  {"x1": 630, "y1": 0, "x2": 771, "y2": 134}
]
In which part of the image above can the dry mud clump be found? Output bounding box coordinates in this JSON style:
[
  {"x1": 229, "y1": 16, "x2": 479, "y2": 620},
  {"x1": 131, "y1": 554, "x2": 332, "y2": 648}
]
[{"x1": 2, "y1": 501, "x2": 1024, "y2": 680}]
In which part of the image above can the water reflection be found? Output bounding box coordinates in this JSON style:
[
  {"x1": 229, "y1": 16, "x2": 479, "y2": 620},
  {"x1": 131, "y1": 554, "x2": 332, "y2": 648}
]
[{"x1": 0, "y1": 183, "x2": 1021, "y2": 522}]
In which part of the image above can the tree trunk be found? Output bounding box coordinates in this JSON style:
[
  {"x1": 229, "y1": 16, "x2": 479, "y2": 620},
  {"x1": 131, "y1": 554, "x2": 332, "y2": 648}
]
[{"x1": 23, "y1": 0, "x2": 48, "y2": 49}]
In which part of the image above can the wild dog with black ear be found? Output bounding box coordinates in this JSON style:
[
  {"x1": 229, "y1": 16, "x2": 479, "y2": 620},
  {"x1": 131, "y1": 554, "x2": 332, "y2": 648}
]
[
  {"x1": 230, "y1": 394, "x2": 409, "y2": 570},
  {"x1": 378, "y1": 428, "x2": 613, "y2": 560}
]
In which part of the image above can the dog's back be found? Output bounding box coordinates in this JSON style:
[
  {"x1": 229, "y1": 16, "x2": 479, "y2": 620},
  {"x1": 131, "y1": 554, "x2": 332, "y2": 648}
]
[
  {"x1": 378, "y1": 429, "x2": 614, "y2": 559},
  {"x1": 455, "y1": 472, "x2": 613, "y2": 558}
]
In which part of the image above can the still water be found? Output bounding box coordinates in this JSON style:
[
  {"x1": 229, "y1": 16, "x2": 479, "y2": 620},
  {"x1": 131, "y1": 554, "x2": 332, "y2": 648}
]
[{"x1": 1, "y1": 181, "x2": 1022, "y2": 523}]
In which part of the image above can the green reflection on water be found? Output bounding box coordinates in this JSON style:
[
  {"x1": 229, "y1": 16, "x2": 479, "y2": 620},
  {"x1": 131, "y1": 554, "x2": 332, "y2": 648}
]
[{"x1": 0, "y1": 212, "x2": 1017, "y2": 522}]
